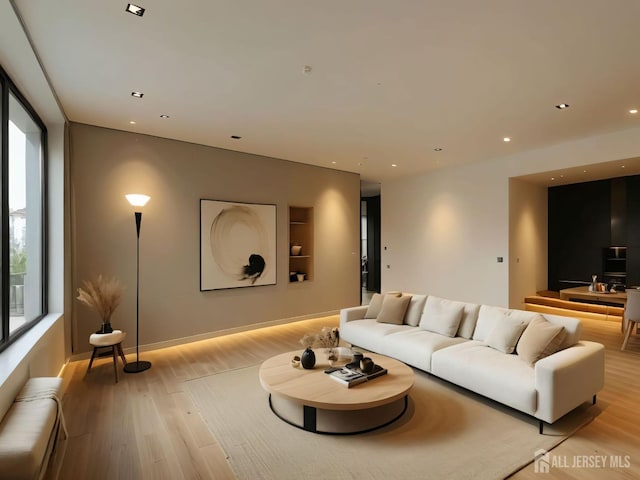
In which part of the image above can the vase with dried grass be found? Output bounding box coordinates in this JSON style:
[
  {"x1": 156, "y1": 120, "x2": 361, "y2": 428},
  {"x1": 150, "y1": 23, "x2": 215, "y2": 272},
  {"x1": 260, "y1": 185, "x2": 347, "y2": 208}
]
[{"x1": 76, "y1": 275, "x2": 123, "y2": 334}]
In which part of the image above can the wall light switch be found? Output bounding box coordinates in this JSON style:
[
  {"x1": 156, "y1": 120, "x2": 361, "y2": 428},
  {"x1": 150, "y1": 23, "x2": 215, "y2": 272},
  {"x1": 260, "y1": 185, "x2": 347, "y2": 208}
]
[{"x1": 497, "y1": 257, "x2": 503, "y2": 263}]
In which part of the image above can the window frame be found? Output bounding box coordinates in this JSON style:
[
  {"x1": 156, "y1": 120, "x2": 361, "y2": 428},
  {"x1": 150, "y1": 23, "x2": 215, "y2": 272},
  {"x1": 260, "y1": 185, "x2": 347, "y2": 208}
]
[{"x1": 0, "y1": 64, "x2": 48, "y2": 352}]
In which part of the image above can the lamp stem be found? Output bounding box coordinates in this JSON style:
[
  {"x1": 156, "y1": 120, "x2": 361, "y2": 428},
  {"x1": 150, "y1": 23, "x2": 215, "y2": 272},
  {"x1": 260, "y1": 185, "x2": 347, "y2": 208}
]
[
  {"x1": 124, "y1": 211, "x2": 151, "y2": 373},
  {"x1": 135, "y1": 214, "x2": 140, "y2": 363}
]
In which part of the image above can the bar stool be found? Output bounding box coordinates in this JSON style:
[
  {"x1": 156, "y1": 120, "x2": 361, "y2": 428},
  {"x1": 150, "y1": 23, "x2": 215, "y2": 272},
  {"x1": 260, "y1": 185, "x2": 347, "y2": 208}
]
[{"x1": 86, "y1": 330, "x2": 127, "y2": 382}]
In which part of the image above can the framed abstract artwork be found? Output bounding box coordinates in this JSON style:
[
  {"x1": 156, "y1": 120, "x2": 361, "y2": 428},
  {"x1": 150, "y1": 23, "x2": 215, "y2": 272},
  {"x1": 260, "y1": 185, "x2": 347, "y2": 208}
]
[{"x1": 200, "y1": 199, "x2": 277, "y2": 291}]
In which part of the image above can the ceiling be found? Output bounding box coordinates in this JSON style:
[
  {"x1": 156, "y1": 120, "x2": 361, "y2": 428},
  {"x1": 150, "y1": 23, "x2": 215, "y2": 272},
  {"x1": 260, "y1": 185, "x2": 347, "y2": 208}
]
[{"x1": 11, "y1": 0, "x2": 640, "y2": 186}]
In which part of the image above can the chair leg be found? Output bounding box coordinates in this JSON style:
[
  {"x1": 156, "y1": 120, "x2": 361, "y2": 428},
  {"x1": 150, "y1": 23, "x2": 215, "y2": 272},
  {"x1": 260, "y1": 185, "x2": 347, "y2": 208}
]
[
  {"x1": 621, "y1": 320, "x2": 635, "y2": 351},
  {"x1": 86, "y1": 347, "x2": 98, "y2": 374},
  {"x1": 117, "y1": 343, "x2": 127, "y2": 366},
  {"x1": 112, "y1": 345, "x2": 119, "y2": 383}
]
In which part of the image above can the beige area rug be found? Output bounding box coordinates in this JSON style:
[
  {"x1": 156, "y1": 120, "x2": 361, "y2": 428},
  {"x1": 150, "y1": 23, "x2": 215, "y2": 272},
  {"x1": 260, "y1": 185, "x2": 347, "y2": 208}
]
[{"x1": 184, "y1": 365, "x2": 594, "y2": 480}]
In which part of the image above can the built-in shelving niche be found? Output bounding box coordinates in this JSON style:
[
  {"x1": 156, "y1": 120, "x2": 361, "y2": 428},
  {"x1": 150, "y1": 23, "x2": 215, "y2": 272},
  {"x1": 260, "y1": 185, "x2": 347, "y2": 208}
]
[{"x1": 289, "y1": 206, "x2": 313, "y2": 283}]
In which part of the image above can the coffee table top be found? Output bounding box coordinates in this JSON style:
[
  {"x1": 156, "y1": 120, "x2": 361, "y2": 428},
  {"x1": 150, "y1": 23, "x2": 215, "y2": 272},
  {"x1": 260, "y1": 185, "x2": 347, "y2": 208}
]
[{"x1": 259, "y1": 350, "x2": 415, "y2": 411}]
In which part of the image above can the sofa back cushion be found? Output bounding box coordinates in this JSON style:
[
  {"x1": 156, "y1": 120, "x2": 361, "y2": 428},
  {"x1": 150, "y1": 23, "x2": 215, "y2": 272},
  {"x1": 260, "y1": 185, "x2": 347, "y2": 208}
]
[
  {"x1": 419, "y1": 296, "x2": 464, "y2": 337},
  {"x1": 403, "y1": 294, "x2": 427, "y2": 326},
  {"x1": 473, "y1": 305, "x2": 538, "y2": 342}
]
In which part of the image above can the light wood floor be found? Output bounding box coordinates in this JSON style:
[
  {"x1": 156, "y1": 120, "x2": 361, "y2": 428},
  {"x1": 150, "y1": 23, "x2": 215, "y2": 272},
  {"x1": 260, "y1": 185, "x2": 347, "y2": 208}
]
[{"x1": 58, "y1": 315, "x2": 640, "y2": 480}]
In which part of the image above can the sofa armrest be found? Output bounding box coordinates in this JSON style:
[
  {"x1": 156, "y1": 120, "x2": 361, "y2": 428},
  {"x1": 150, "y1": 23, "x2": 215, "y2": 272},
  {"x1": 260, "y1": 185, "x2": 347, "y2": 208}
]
[
  {"x1": 534, "y1": 341, "x2": 605, "y2": 423},
  {"x1": 340, "y1": 306, "x2": 368, "y2": 327}
]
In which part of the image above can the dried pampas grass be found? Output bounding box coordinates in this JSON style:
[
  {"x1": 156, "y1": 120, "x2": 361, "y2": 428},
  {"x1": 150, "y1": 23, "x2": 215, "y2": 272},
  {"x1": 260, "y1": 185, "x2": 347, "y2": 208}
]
[
  {"x1": 77, "y1": 275, "x2": 123, "y2": 323},
  {"x1": 300, "y1": 326, "x2": 340, "y2": 349}
]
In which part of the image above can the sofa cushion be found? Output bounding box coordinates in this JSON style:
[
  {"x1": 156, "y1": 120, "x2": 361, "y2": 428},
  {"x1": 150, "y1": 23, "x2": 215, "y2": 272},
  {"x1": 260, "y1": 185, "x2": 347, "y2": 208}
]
[
  {"x1": 473, "y1": 305, "x2": 538, "y2": 342},
  {"x1": 376, "y1": 295, "x2": 412, "y2": 325},
  {"x1": 419, "y1": 296, "x2": 464, "y2": 337},
  {"x1": 384, "y1": 329, "x2": 468, "y2": 372},
  {"x1": 516, "y1": 315, "x2": 566, "y2": 365},
  {"x1": 340, "y1": 319, "x2": 409, "y2": 353},
  {"x1": 485, "y1": 316, "x2": 528, "y2": 354},
  {"x1": 403, "y1": 294, "x2": 427, "y2": 326},
  {"x1": 431, "y1": 341, "x2": 537, "y2": 415},
  {"x1": 364, "y1": 292, "x2": 401, "y2": 319},
  {"x1": 457, "y1": 302, "x2": 481, "y2": 339}
]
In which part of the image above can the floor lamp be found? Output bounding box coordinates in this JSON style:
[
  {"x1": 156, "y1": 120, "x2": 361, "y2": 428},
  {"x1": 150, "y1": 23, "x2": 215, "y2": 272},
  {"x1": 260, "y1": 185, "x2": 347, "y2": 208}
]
[{"x1": 124, "y1": 193, "x2": 152, "y2": 373}]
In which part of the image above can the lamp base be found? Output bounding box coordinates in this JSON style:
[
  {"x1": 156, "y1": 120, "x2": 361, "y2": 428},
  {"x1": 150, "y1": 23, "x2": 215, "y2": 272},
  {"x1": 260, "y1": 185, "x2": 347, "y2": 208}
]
[{"x1": 124, "y1": 360, "x2": 152, "y2": 373}]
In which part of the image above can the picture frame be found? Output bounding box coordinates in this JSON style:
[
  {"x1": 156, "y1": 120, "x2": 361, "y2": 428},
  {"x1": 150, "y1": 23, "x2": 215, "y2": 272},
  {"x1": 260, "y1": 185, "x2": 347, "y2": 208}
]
[{"x1": 200, "y1": 199, "x2": 277, "y2": 291}]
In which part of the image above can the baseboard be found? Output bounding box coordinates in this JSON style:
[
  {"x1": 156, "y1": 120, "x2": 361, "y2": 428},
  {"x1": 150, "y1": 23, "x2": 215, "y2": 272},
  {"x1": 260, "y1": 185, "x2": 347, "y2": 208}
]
[{"x1": 69, "y1": 310, "x2": 339, "y2": 361}]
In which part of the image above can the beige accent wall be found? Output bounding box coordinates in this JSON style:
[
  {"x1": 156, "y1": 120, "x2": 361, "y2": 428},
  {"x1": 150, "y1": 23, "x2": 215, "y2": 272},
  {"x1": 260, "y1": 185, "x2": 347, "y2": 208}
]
[
  {"x1": 69, "y1": 123, "x2": 360, "y2": 355},
  {"x1": 509, "y1": 178, "x2": 548, "y2": 309}
]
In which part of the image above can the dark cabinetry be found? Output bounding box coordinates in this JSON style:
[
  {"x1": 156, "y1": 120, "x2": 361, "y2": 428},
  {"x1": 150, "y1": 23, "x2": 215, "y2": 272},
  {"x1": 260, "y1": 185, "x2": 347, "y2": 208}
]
[
  {"x1": 548, "y1": 180, "x2": 610, "y2": 291},
  {"x1": 548, "y1": 175, "x2": 640, "y2": 291},
  {"x1": 626, "y1": 176, "x2": 640, "y2": 287}
]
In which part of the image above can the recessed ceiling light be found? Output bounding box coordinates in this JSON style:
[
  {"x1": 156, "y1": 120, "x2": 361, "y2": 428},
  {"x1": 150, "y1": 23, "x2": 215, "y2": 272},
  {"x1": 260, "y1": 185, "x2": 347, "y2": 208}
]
[
  {"x1": 583, "y1": 170, "x2": 588, "y2": 173},
  {"x1": 391, "y1": 164, "x2": 398, "y2": 167},
  {"x1": 126, "y1": 4, "x2": 145, "y2": 16},
  {"x1": 503, "y1": 137, "x2": 511, "y2": 142},
  {"x1": 131, "y1": 91, "x2": 144, "y2": 98},
  {"x1": 630, "y1": 109, "x2": 638, "y2": 114},
  {"x1": 160, "y1": 114, "x2": 170, "y2": 119},
  {"x1": 302, "y1": 65, "x2": 312, "y2": 75},
  {"x1": 434, "y1": 147, "x2": 443, "y2": 152},
  {"x1": 230, "y1": 135, "x2": 242, "y2": 139},
  {"x1": 129, "y1": 121, "x2": 136, "y2": 125},
  {"x1": 551, "y1": 177, "x2": 556, "y2": 181},
  {"x1": 331, "y1": 161, "x2": 337, "y2": 164},
  {"x1": 555, "y1": 103, "x2": 570, "y2": 109},
  {"x1": 621, "y1": 165, "x2": 626, "y2": 169}
]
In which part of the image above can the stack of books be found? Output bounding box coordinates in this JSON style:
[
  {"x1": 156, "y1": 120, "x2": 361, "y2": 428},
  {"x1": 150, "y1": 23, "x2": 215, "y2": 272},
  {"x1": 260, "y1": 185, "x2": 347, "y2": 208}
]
[{"x1": 329, "y1": 364, "x2": 387, "y2": 388}]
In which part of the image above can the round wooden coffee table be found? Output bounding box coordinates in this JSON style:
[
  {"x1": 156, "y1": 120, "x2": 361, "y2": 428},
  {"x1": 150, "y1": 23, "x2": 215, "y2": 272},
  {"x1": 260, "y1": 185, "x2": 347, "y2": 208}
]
[{"x1": 259, "y1": 350, "x2": 414, "y2": 434}]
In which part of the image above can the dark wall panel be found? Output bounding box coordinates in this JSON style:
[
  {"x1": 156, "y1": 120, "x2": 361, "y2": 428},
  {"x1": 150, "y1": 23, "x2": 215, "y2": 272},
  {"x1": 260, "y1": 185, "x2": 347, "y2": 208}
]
[
  {"x1": 548, "y1": 180, "x2": 611, "y2": 291},
  {"x1": 626, "y1": 176, "x2": 640, "y2": 286}
]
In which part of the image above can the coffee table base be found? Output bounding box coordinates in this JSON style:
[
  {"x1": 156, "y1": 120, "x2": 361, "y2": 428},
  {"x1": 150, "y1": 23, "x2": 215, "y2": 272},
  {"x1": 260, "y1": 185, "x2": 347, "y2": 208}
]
[{"x1": 268, "y1": 394, "x2": 408, "y2": 435}]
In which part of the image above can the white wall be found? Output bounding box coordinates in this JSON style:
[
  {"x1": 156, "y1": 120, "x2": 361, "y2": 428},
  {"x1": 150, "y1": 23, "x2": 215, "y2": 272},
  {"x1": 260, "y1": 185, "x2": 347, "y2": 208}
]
[
  {"x1": 382, "y1": 160, "x2": 509, "y2": 306},
  {"x1": 509, "y1": 178, "x2": 548, "y2": 309},
  {"x1": 382, "y1": 125, "x2": 640, "y2": 307},
  {"x1": 69, "y1": 123, "x2": 361, "y2": 355}
]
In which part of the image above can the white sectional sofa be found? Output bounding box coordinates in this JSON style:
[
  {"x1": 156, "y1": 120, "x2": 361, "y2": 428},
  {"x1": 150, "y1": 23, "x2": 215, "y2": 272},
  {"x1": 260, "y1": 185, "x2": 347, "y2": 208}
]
[{"x1": 340, "y1": 293, "x2": 605, "y2": 431}]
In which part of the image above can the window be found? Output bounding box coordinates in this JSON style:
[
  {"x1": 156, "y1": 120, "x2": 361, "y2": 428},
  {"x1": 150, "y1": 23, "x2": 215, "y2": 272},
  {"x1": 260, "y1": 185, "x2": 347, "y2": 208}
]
[{"x1": 1, "y1": 66, "x2": 47, "y2": 350}]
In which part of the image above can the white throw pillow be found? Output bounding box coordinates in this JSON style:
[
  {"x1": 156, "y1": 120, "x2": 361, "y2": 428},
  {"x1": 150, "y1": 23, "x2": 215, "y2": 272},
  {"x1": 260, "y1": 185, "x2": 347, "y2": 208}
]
[
  {"x1": 404, "y1": 294, "x2": 427, "y2": 326},
  {"x1": 457, "y1": 303, "x2": 481, "y2": 339},
  {"x1": 473, "y1": 305, "x2": 537, "y2": 342},
  {"x1": 376, "y1": 295, "x2": 412, "y2": 325},
  {"x1": 516, "y1": 315, "x2": 566, "y2": 365},
  {"x1": 485, "y1": 316, "x2": 528, "y2": 354},
  {"x1": 419, "y1": 296, "x2": 464, "y2": 337}
]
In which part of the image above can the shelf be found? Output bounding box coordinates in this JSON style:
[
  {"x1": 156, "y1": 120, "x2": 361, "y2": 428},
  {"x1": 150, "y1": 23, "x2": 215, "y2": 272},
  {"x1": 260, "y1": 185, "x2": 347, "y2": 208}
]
[
  {"x1": 290, "y1": 221, "x2": 306, "y2": 225},
  {"x1": 290, "y1": 255, "x2": 311, "y2": 259}
]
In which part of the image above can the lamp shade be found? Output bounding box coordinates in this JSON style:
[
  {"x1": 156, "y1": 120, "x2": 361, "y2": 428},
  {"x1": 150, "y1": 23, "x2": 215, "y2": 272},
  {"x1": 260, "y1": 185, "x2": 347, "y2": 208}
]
[{"x1": 125, "y1": 194, "x2": 150, "y2": 207}]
